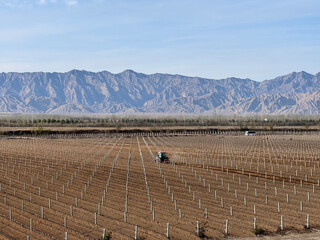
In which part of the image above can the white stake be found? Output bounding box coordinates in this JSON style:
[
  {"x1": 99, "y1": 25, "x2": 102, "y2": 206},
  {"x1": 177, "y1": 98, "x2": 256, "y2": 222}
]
[
  {"x1": 134, "y1": 226, "x2": 138, "y2": 240},
  {"x1": 225, "y1": 219, "x2": 229, "y2": 234},
  {"x1": 70, "y1": 206, "x2": 73, "y2": 216}
]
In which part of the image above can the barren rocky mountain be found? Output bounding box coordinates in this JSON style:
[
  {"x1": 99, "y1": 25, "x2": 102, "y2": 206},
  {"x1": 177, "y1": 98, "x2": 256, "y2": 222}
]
[{"x1": 0, "y1": 70, "x2": 319, "y2": 114}]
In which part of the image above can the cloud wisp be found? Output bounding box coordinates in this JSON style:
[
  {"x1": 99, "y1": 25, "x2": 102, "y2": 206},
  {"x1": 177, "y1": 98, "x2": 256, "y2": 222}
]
[
  {"x1": 0, "y1": 0, "x2": 78, "y2": 7},
  {"x1": 65, "y1": 0, "x2": 78, "y2": 6}
]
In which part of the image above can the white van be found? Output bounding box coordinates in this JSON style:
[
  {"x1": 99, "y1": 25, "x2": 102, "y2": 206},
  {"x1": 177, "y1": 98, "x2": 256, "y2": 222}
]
[{"x1": 245, "y1": 131, "x2": 256, "y2": 136}]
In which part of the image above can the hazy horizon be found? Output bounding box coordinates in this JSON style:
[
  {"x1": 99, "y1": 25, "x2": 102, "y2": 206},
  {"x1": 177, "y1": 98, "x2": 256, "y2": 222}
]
[{"x1": 0, "y1": 69, "x2": 319, "y2": 83}]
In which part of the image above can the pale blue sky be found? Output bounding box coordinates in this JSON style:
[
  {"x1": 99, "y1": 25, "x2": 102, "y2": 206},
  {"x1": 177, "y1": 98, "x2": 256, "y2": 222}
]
[{"x1": 0, "y1": 0, "x2": 319, "y2": 81}]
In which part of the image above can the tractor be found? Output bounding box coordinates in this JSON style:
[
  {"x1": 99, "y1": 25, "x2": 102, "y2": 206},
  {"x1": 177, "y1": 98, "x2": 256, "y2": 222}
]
[{"x1": 154, "y1": 151, "x2": 172, "y2": 164}]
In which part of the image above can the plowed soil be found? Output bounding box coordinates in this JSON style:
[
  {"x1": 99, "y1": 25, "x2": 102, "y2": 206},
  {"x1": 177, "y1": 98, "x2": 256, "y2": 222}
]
[{"x1": 0, "y1": 133, "x2": 320, "y2": 239}]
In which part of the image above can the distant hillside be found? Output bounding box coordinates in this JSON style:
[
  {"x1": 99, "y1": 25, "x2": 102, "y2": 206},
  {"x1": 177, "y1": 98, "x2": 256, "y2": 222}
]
[{"x1": 0, "y1": 70, "x2": 319, "y2": 114}]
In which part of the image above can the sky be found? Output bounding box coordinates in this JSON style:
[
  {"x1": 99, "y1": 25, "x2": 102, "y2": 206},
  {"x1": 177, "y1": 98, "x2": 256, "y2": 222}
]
[{"x1": 0, "y1": 0, "x2": 319, "y2": 81}]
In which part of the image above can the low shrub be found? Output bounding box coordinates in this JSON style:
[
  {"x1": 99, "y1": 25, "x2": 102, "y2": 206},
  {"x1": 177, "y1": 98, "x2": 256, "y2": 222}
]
[
  {"x1": 97, "y1": 231, "x2": 112, "y2": 240},
  {"x1": 252, "y1": 227, "x2": 265, "y2": 236}
]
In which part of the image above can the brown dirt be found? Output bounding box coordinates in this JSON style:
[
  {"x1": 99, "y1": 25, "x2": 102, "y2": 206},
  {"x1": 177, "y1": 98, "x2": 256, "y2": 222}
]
[{"x1": 0, "y1": 133, "x2": 319, "y2": 239}]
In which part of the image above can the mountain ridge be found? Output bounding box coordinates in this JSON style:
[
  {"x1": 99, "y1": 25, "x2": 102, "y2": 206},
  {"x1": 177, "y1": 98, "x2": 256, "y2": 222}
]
[{"x1": 0, "y1": 70, "x2": 319, "y2": 114}]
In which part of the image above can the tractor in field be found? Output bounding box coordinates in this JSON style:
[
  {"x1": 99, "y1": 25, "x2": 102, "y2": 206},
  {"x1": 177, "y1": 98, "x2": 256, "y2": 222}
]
[{"x1": 154, "y1": 151, "x2": 172, "y2": 164}]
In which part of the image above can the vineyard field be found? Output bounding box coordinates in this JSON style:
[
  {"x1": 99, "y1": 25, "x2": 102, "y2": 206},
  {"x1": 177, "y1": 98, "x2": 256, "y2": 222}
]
[{"x1": 0, "y1": 133, "x2": 320, "y2": 239}]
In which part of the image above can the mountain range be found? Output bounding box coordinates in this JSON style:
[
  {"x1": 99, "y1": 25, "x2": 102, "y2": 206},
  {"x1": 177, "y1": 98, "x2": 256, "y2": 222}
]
[{"x1": 0, "y1": 70, "x2": 319, "y2": 114}]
